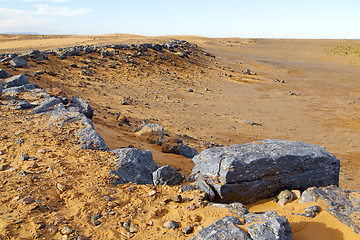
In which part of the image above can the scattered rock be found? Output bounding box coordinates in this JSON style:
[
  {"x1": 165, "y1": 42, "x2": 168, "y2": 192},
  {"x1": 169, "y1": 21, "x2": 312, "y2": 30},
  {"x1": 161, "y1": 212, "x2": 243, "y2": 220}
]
[
  {"x1": 110, "y1": 148, "x2": 159, "y2": 185},
  {"x1": 245, "y1": 210, "x2": 292, "y2": 240},
  {"x1": 276, "y1": 190, "x2": 294, "y2": 206},
  {"x1": 22, "y1": 197, "x2": 35, "y2": 204},
  {"x1": 182, "y1": 225, "x2": 193, "y2": 234},
  {"x1": 153, "y1": 165, "x2": 185, "y2": 186},
  {"x1": 60, "y1": 227, "x2": 73, "y2": 235},
  {"x1": 0, "y1": 69, "x2": 12, "y2": 79},
  {"x1": 20, "y1": 154, "x2": 29, "y2": 161},
  {"x1": 191, "y1": 139, "x2": 340, "y2": 204},
  {"x1": 161, "y1": 137, "x2": 198, "y2": 158},
  {"x1": 300, "y1": 185, "x2": 360, "y2": 234},
  {"x1": 163, "y1": 220, "x2": 179, "y2": 229},
  {"x1": 190, "y1": 216, "x2": 250, "y2": 240},
  {"x1": 170, "y1": 195, "x2": 183, "y2": 203},
  {"x1": 10, "y1": 57, "x2": 28, "y2": 67},
  {"x1": 187, "y1": 88, "x2": 194, "y2": 92},
  {"x1": 4, "y1": 74, "x2": 30, "y2": 89},
  {"x1": 123, "y1": 222, "x2": 140, "y2": 233},
  {"x1": 69, "y1": 96, "x2": 94, "y2": 119},
  {"x1": 57, "y1": 183, "x2": 67, "y2": 192}
]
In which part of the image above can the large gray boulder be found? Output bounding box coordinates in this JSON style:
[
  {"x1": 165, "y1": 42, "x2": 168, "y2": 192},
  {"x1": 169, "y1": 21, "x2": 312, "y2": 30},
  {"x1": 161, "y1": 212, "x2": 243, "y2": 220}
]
[
  {"x1": 152, "y1": 165, "x2": 185, "y2": 186},
  {"x1": 300, "y1": 185, "x2": 360, "y2": 234},
  {"x1": 4, "y1": 75, "x2": 30, "y2": 88},
  {"x1": 190, "y1": 216, "x2": 250, "y2": 240},
  {"x1": 245, "y1": 210, "x2": 292, "y2": 240},
  {"x1": 69, "y1": 96, "x2": 94, "y2": 119},
  {"x1": 0, "y1": 69, "x2": 12, "y2": 79},
  {"x1": 109, "y1": 148, "x2": 159, "y2": 185},
  {"x1": 190, "y1": 139, "x2": 340, "y2": 204}
]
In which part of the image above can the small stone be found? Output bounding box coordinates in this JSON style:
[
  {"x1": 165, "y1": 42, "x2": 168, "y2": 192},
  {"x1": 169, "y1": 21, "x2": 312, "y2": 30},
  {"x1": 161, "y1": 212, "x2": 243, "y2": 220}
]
[
  {"x1": 123, "y1": 222, "x2": 140, "y2": 233},
  {"x1": 60, "y1": 227, "x2": 73, "y2": 235},
  {"x1": 277, "y1": 190, "x2": 294, "y2": 202},
  {"x1": 104, "y1": 195, "x2": 115, "y2": 201},
  {"x1": 170, "y1": 195, "x2": 182, "y2": 203},
  {"x1": 301, "y1": 211, "x2": 315, "y2": 218},
  {"x1": 148, "y1": 190, "x2": 156, "y2": 196},
  {"x1": 185, "y1": 203, "x2": 198, "y2": 211},
  {"x1": 77, "y1": 236, "x2": 90, "y2": 240},
  {"x1": 0, "y1": 150, "x2": 4, "y2": 155},
  {"x1": 277, "y1": 198, "x2": 289, "y2": 207},
  {"x1": 20, "y1": 154, "x2": 29, "y2": 161},
  {"x1": 291, "y1": 190, "x2": 301, "y2": 199},
  {"x1": 48, "y1": 224, "x2": 58, "y2": 235},
  {"x1": 182, "y1": 225, "x2": 193, "y2": 234},
  {"x1": 163, "y1": 220, "x2": 179, "y2": 229},
  {"x1": 192, "y1": 215, "x2": 202, "y2": 222},
  {"x1": 38, "y1": 149, "x2": 47, "y2": 154},
  {"x1": 120, "y1": 231, "x2": 135, "y2": 238},
  {"x1": 187, "y1": 89, "x2": 194, "y2": 92},
  {"x1": 305, "y1": 205, "x2": 321, "y2": 213},
  {"x1": 57, "y1": 183, "x2": 67, "y2": 192},
  {"x1": 91, "y1": 219, "x2": 101, "y2": 226},
  {"x1": 0, "y1": 164, "x2": 9, "y2": 171},
  {"x1": 107, "y1": 202, "x2": 119, "y2": 207},
  {"x1": 147, "y1": 221, "x2": 154, "y2": 226},
  {"x1": 22, "y1": 197, "x2": 35, "y2": 204}
]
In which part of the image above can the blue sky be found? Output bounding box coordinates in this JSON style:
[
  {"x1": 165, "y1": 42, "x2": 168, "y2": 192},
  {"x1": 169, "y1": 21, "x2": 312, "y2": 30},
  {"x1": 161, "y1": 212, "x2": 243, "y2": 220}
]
[{"x1": 0, "y1": 0, "x2": 359, "y2": 38}]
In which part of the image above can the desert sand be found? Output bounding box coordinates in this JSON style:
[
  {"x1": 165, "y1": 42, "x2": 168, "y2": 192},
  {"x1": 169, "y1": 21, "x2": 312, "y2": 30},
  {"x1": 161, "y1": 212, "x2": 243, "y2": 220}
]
[{"x1": 0, "y1": 34, "x2": 360, "y2": 239}]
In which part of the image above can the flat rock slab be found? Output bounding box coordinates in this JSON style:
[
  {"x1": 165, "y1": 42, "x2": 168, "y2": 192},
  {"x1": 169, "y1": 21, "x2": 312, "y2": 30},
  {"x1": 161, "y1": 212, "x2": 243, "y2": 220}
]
[
  {"x1": 300, "y1": 185, "x2": 360, "y2": 234},
  {"x1": 191, "y1": 139, "x2": 340, "y2": 204},
  {"x1": 190, "y1": 216, "x2": 250, "y2": 240},
  {"x1": 110, "y1": 148, "x2": 159, "y2": 185}
]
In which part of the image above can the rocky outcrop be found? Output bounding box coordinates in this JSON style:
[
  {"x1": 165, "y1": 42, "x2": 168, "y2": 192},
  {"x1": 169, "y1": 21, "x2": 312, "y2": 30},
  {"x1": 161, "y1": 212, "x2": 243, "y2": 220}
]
[
  {"x1": 190, "y1": 216, "x2": 251, "y2": 240},
  {"x1": 190, "y1": 139, "x2": 340, "y2": 204},
  {"x1": 110, "y1": 148, "x2": 159, "y2": 185},
  {"x1": 161, "y1": 137, "x2": 198, "y2": 158},
  {"x1": 300, "y1": 185, "x2": 360, "y2": 234},
  {"x1": 152, "y1": 165, "x2": 185, "y2": 186},
  {"x1": 10, "y1": 56, "x2": 27, "y2": 67},
  {"x1": 245, "y1": 210, "x2": 292, "y2": 240}
]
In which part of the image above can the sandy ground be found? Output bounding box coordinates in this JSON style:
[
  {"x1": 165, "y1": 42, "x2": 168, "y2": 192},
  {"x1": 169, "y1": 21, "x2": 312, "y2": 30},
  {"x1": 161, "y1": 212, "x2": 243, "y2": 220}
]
[{"x1": 1, "y1": 34, "x2": 360, "y2": 239}]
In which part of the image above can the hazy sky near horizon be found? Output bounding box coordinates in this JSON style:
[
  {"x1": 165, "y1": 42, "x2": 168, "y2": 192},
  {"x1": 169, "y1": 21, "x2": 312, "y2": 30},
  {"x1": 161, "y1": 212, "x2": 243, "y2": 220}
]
[{"x1": 0, "y1": 0, "x2": 359, "y2": 38}]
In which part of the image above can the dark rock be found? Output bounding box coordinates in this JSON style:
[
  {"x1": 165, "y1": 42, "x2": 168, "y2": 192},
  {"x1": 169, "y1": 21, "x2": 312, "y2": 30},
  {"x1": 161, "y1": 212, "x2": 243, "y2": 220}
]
[
  {"x1": 190, "y1": 139, "x2": 340, "y2": 204},
  {"x1": 0, "y1": 69, "x2": 12, "y2": 79},
  {"x1": 76, "y1": 126, "x2": 109, "y2": 151},
  {"x1": 153, "y1": 165, "x2": 185, "y2": 186},
  {"x1": 31, "y1": 97, "x2": 63, "y2": 114},
  {"x1": 10, "y1": 57, "x2": 27, "y2": 67},
  {"x1": 20, "y1": 154, "x2": 29, "y2": 161},
  {"x1": 300, "y1": 185, "x2": 360, "y2": 234},
  {"x1": 28, "y1": 50, "x2": 41, "y2": 59},
  {"x1": 70, "y1": 96, "x2": 94, "y2": 119},
  {"x1": 109, "y1": 148, "x2": 159, "y2": 185},
  {"x1": 161, "y1": 137, "x2": 198, "y2": 158},
  {"x1": 190, "y1": 216, "x2": 250, "y2": 240},
  {"x1": 4, "y1": 75, "x2": 30, "y2": 88},
  {"x1": 2, "y1": 84, "x2": 36, "y2": 95},
  {"x1": 163, "y1": 220, "x2": 179, "y2": 229},
  {"x1": 182, "y1": 225, "x2": 193, "y2": 234},
  {"x1": 193, "y1": 179, "x2": 216, "y2": 199},
  {"x1": 245, "y1": 210, "x2": 292, "y2": 240}
]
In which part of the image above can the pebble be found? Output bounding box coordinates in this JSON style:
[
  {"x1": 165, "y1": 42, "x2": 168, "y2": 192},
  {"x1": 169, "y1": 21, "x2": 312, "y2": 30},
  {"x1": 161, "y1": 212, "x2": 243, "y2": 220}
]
[
  {"x1": 60, "y1": 227, "x2": 73, "y2": 235},
  {"x1": 123, "y1": 222, "x2": 140, "y2": 233},
  {"x1": 187, "y1": 89, "x2": 194, "y2": 92},
  {"x1": 20, "y1": 154, "x2": 29, "y2": 161},
  {"x1": 163, "y1": 220, "x2": 179, "y2": 229},
  {"x1": 170, "y1": 195, "x2": 183, "y2": 203},
  {"x1": 148, "y1": 190, "x2": 156, "y2": 196},
  {"x1": 182, "y1": 225, "x2": 193, "y2": 234},
  {"x1": 57, "y1": 183, "x2": 67, "y2": 192},
  {"x1": 291, "y1": 190, "x2": 301, "y2": 199},
  {"x1": 22, "y1": 197, "x2": 35, "y2": 204},
  {"x1": 0, "y1": 164, "x2": 9, "y2": 171},
  {"x1": 0, "y1": 150, "x2": 3, "y2": 155},
  {"x1": 76, "y1": 236, "x2": 90, "y2": 240},
  {"x1": 147, "y1": 221, "x2": 154, "y2": 226}
]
